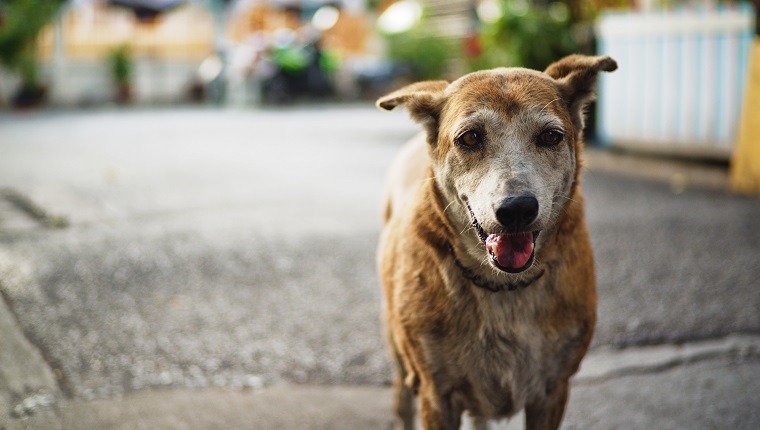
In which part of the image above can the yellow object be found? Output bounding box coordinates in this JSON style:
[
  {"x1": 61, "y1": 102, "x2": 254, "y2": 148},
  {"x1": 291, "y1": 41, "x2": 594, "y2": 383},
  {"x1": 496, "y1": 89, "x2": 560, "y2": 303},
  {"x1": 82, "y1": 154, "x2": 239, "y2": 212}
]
[{"x1": 732, "y1": 39, "x2": 760, "y2": 196}]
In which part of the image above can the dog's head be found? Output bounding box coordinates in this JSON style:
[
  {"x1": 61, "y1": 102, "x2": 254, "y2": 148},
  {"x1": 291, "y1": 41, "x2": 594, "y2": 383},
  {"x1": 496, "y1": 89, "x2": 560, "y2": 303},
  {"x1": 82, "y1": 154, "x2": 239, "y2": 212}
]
[{"x1": 378, "y1": 55, "x2": 616, "y2": 275}]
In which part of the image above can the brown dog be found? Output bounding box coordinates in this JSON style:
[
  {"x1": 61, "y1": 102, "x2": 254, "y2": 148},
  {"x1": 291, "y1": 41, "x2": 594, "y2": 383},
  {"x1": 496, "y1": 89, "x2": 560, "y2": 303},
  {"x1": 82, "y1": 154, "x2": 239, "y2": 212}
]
[{"x1": 376, "y1": 55, "x2": 617, "y2": 430}]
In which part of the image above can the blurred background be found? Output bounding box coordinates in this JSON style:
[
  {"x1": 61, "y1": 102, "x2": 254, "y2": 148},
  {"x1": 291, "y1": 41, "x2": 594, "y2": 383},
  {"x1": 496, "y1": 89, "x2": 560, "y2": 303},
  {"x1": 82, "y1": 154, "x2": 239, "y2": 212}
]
[
  {"x1": 1, "y1": 1, "x2": 759, "y2": 429},
  {"x1": 0, "y1": 0, "x2": 756, "y2": 157}
]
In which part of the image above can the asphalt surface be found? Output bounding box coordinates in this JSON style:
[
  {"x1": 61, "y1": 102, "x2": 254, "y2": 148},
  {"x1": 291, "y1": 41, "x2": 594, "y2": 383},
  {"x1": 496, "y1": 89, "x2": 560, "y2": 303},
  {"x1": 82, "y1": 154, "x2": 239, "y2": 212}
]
[{"x1": 1, "y1": 106, "x2": 758, "y2": 429}]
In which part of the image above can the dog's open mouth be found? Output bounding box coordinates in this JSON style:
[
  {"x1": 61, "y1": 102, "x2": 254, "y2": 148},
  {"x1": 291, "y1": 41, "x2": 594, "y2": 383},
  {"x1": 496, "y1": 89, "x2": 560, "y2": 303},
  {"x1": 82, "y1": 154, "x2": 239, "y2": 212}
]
[
  {"x1": 468, "y1": 205, "x2": 540, "y2": 274},
  {"x1": 485, "y1": 232, "x2": 539, "y2": 273}
]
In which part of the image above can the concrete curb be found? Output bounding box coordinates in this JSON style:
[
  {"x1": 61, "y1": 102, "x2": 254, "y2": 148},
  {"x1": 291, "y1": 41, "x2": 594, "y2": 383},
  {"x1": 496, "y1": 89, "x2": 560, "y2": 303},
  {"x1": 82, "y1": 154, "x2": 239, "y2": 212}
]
[
  {"x1": 0, "y1": 290, "x2": 61, "y2": 424},
  {"x1": 3, "y1": 335, "x2": 757, "y2": 429},
  {"x1": 583, "y1": 148, "x2": 731, "y2": 193},
  {"x1": 1, "y1": 385, "x2": 394, "y2": 430},
  {"x1": 575, "y1": 334, "x2": 760, "y2": 384}
]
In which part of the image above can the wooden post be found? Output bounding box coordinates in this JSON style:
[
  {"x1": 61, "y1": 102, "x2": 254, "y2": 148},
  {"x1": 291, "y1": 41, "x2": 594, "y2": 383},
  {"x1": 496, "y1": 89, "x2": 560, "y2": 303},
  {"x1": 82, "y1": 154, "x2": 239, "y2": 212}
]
[{"x1": 730, "y1": 1, "x2": 760, "y2": 195}]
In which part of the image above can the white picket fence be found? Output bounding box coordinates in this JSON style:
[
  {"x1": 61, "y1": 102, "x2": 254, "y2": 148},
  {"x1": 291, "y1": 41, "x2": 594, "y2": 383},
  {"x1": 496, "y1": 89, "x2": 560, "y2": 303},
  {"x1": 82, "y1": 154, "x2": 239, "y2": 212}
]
[{"x1": 596, "y1": 4, "x2": 754, "y2": 159}]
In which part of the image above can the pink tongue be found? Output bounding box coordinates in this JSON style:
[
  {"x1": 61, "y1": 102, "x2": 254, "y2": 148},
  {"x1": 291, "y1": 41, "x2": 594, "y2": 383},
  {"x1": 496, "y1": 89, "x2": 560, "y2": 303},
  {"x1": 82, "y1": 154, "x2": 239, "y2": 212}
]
[{"x1": 486, "y1": 232, "x2": 534, "y2": 269}]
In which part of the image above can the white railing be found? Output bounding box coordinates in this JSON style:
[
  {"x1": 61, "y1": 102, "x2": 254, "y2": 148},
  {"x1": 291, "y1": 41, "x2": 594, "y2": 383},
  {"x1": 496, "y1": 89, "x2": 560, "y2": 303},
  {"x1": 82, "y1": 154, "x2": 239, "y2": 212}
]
[{"x1": 596, "y1": 4, "x2": 755, "y2": 159}]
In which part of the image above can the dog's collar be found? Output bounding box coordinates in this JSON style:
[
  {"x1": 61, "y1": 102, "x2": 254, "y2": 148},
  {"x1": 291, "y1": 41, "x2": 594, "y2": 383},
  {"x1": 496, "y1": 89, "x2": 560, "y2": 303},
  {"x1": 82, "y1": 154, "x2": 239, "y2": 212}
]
[{"x1": 446, "y1": 244, "x2": 545, "y2": 292}]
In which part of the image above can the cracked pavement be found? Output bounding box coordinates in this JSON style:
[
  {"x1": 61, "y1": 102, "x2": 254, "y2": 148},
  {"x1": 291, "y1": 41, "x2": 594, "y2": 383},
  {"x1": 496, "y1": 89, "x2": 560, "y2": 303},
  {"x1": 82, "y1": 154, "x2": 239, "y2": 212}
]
[{"x1": 0, "y1": 107, "x2": 758, "y2": 429}]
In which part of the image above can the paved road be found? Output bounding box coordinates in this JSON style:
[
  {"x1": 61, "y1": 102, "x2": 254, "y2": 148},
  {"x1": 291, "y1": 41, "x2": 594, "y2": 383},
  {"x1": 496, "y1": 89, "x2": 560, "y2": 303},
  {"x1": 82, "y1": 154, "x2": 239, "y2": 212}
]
[{"x1": 1, "y1": 107, "x2": 758, "y2": 427}]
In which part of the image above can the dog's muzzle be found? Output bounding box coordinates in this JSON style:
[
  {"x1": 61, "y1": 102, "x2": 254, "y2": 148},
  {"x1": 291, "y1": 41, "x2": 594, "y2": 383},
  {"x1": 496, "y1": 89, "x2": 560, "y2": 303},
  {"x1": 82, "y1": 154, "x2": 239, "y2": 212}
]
[{"x1": 468, "y1": 198, "x2": 541, "y2": 274}]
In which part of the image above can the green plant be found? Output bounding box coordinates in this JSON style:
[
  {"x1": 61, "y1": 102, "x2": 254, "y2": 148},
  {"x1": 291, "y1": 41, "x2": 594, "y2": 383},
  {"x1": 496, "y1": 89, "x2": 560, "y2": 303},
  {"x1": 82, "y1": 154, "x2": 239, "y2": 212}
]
[
  {"x1": 0, "y1": 0, "x2": 65, "y2": 89},
  {"x1": 472, "y1": 0, "x2": 585, "y2": 72},
  {"x1": 381, "y1": 1, "x2": 592, "y2": 80},
  {"x1": 18, "y1": 50, "x2": 39, "y2": 89},
  {"x1": 385, "y1": 24, "x2": 458, "y2": 80},
  {"x1": 107, "y1": 44, "x2": 133, "y2": 85}
]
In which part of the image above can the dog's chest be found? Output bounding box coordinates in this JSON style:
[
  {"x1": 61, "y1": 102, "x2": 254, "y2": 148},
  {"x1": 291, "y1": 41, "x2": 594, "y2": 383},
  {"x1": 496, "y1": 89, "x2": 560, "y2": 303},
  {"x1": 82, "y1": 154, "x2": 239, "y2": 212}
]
[{"x1": 432, "y1": 292, "x2": 577, "y2": 417}]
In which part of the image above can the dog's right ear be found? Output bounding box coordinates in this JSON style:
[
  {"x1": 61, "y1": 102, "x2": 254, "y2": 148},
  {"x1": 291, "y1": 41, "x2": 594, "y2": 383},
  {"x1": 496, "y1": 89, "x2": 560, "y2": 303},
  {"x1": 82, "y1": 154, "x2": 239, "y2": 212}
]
[{"x1": 376, "y1": 81, "x2": 448, "y2": 135}]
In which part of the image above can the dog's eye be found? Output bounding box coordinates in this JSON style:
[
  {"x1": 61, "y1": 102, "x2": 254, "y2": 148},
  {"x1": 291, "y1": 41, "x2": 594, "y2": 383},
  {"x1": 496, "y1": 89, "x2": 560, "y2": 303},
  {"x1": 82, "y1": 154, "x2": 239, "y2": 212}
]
[
  {"x1": 456, "y1": 130, "x2": 483, "y2": 148},
  {"x1": 538, "y1": 130, "x2": 564, "y2": 146}
]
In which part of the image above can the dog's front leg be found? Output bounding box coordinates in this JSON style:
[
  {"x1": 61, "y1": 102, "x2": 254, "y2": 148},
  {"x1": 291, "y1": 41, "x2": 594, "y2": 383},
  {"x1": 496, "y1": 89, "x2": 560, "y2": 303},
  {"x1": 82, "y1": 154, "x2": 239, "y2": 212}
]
[
  {"x1": 524, "y1": 379, "x2": 569, "y2": 430},
  {"x1": 392, "y1": 349, "x2": 416, "y2": 430},
  {"x1": 418, "y1": 385, "x2": 462, "y2": 430}
]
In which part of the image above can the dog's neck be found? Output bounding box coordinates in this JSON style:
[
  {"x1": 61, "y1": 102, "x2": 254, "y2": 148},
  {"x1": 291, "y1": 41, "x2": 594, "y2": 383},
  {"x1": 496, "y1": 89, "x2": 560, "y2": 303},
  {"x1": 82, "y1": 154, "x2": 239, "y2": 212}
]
[{"x1": 447, "y1": 243, "x2": 546, "y2": 292}]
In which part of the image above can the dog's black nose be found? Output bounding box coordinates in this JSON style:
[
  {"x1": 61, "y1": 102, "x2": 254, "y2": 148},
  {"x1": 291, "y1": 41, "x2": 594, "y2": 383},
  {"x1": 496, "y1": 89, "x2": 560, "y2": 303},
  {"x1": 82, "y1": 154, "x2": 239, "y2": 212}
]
[{"x1": 495, "y1": 195, "x2": 539, "y2": 230}]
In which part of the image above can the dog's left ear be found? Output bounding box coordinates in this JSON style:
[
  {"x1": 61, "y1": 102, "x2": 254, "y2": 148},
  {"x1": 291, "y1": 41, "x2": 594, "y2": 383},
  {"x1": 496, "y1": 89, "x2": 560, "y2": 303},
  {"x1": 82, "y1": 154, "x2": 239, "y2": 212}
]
[{"x1": 544, "y1": 55, "x2": 617, "y2": 132}]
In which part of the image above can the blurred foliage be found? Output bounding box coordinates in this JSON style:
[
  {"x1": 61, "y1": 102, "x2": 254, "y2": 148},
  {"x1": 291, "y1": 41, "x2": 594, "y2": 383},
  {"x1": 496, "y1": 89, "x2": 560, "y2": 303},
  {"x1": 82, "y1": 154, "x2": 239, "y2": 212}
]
[
  {"x1": 271, "y1": 45, "x2": 340, "y2": 74},
  {"x1": 0, "y1": 0, "x2": 65, "y2": 88},
  {"x1": 18, "y1": 50, "x2": 39, "y2": 89},
  {"x1": 385, "y1": 24, "x2": 458, "y2": 80},
  {"x1": 273, "y1": 46, "x2": 310, "y2": 72},
  {"x1": 319, "y1": 50, "x2": 341, "y2": 74},
  {"x1": 107, "y1": 44, "x2": 134, "y2": 85},
  {"x1": 471, "y1": 0, "x2": 584, "y2": 72},
  {"x1": 381, "y1": 0, "x2": 602, "y2": 80},
  {"x1": 565, "y1": 0, "x2": 630, "y2": 22}
]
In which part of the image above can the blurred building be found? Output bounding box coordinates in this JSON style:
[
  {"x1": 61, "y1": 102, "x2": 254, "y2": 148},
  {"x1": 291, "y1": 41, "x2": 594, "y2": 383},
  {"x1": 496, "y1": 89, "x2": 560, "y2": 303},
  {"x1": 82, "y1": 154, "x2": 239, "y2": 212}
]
[
  {"x1": 0, "y1": 0, "x2": 380, "y2": 106},
  {"x1": 0, "y1": 0, "x2": 217, "y2": 106},
  {"x1": 0, "y1": 0, "x2": 755, "y2": 164},
  {"x1": 224, "y1": 0, "x2": 376, "y2": 104},
  {"x1": 596, "y1": 3, "x2": 754, "y2": 160},
  {"x1": 228, "y1": 0, "x2": 371, "y2": 55}
]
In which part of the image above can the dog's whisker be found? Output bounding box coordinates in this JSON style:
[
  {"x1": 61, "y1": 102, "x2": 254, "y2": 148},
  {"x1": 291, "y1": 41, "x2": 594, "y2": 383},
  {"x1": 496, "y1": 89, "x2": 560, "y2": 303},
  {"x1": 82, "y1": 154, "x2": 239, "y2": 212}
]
[
  {"x1": 442, "y1": 200, "x2": 457, "y2": 217},
  {"x1": 555, "y1": 194, "x2": 578, "y2": 204},
  {"x1": 540, "y1": 98, "x2": 561, "y2": 114}
]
